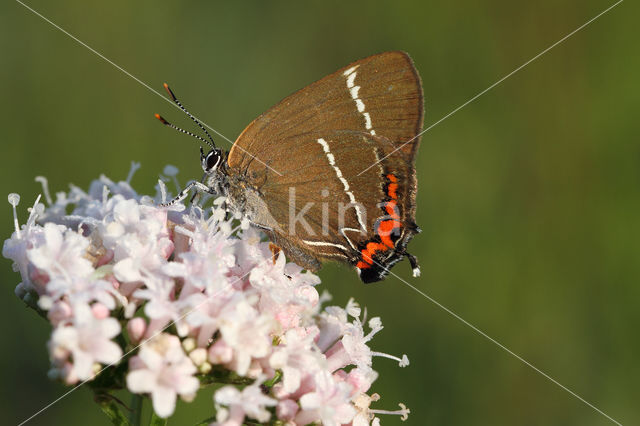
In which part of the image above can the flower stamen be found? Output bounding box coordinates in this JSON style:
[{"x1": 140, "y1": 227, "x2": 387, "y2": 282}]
[
  {"x1": 35, "y1": 176, "x2": 53, "y2": 205},
  {"x1": 126, "y1": 161, "x2": 142, "y2": 184},
  {"x1": 370, "y1": 351, "x2": 410, "y2": 367},
  {"x1": 370, "y1": 402, "x2": 411, "y2": 421},
  {"x1": 8, "y1": 193, "x2": 21, "y2": 237}
]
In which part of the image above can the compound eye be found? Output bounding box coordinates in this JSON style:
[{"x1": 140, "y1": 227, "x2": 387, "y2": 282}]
[{"x1": 205, "y1": 150, "x2": 220, "y2": 170}]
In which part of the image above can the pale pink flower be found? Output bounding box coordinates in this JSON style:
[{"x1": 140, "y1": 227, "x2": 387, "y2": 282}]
[
  {"x1": 276, "y1": 398, "x2": 299, "y2": 421},
  {"x1": 296, "y1": 370, "x2": 356, "y2": 426},
  {"x1": 46, "y1": 276, "x2": 117, "y2": 310},
  {"x1": 101, "y1": 197, "x2": 172, "y2": 284},
  {"x1": 181, "y1": 291, "x2": 230, "y2": 347},
  {"x1": 213, "y1": 377, "x2": 277, "y2": 426},
  {"x1": 326, "y1": 316, "x2": 409, "y2": 372},
  {"x1": 27, "y1": 222, "x2": 94, "y2": 282},
  {"x1": 169, "y1": 250, "x2": 233, "y2": 295},
  {"x1": 175, "y1": 203, "x2": 238, "y2": 261},
  {"x1": 316, "y1": 303, "x2": 355, "y2": 352},
  {"x1": 134, "y1": 278, "x2": 192, "y2": 337},
  {"x1": 47, "y1": 300, "x2": 73, "y2": 327},
  {"x1": 208, "y1": 339, "x2": 234, "y2": 364},
  {"x1": 251, "y1": 252, "x2": 321, "y2": 331},
  {"x1": 48, "y1": 303, "x2": 122, "y2": 381},
  {"x1": 218, "y1": 299, "x2": 275, "y2": 376},
  {"x1": 343, "y1": 367, "x2": 378, "y2": 395},
  {"x1": 249, "y1": 251, "x2": 290, "y2": 292},
  {"x1": 126, "y1": 333, "x2": 199, "y2": 418},
  {"x1": 269, "y1": 327, "x2": 324, "y2": 394}
]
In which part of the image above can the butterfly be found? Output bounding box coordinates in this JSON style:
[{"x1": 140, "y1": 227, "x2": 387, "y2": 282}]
[{"x1": 156, "y1": 51, "x2": 423, "y2": 283}]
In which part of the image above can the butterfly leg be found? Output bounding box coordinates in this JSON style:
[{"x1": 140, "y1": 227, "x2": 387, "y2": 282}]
[
  {"x1": 160, "y1": 181, "x2": 215, "y2": 207},
  {"x1": 405, "y1": 252, "x2": 420, "y2": 277},
  {"x1": 268, "y1": 243, "x2": 281, "y2": 265},
  {"x1": 189, "y1": 173, "x2": 209, "y2": 204}
]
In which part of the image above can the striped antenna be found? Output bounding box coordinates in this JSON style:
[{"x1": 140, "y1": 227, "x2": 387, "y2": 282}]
[
  {"x1": 154, "y1": 113, "x2": 212, "y2": 147},
  {"x1": 163, "y1": 83, "x2": 216, "y2": 149}
]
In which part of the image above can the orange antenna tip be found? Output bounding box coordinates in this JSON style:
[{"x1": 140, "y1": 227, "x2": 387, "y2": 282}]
[
  {"x1": 154, "y1": 113, "x2": 168, "y2": 124},
  {"x1": 162, "y1": 83, "x2": 176, "y2": 101}
]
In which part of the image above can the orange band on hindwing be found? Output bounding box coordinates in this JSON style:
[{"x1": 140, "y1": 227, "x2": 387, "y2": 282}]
[
  {"x1": 386, "y1": 173, "x2": 399, "y2": 200},
  {"x1": 361, "y1": 241, "x2": 388, "y2": 262},
  {"x1": 355, "y1": 173, "x2": 405, "y2": 271},
  {"x1": 378, "y1": 219, "x2": 401, "y2": 248},
  {"x1": 384, "y1": 200, "x2": 400, "y2": 219},
  {"x1": 356, "y1": 260, "x2": 371, "y2": 269}
]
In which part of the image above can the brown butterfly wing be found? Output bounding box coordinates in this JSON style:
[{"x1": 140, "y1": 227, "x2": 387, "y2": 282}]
[
  {"x1": 228, "y1": 131, "x2": 417, "y2": 272},
  {"x1": 225, "y1": 52, "x2": 423, "y2": 276},
  {"x1": 227, "y1": 51, "x2": 423, "y2": 173}
]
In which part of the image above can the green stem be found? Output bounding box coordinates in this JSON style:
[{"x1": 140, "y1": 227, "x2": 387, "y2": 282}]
[
  {"x1": 150, "y1": 411, "x2": 168, "y2": 426},
  {"x1": 95, "y1": 392, "x2": 131, "y2": 426},
  {"x1": 128, "y1": 393, "x2": 143, "y2": 426}
]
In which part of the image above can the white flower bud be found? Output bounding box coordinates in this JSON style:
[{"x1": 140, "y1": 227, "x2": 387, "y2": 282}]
[
  {"x1": 199, "y1": 361, "x2": 212, "y2": 374},
  {"x1": 189, "y1": 348, "x2": 207, "y2": 366},
  {"x1": 182, "y1": 337, "x2": 197, "y2": 353}
]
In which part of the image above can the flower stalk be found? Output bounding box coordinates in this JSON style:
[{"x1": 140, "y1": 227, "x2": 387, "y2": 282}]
[{"x1": 129, "y1": 393, "x2": 143, "y2": 426}]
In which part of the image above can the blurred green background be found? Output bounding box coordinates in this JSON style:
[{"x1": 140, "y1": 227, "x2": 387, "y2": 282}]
[{"x1": 1, "y1": 0, "x2": 638, "y2": 425}]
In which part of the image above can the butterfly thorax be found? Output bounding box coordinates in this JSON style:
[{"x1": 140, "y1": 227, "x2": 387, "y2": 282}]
[{"x1": 210, "y1": 159, "x2": 283, "y2": 235}]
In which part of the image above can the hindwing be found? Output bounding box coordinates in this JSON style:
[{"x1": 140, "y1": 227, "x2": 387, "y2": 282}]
[{"x1": 225, "y1": 51, "x2": 423, "y2": 282}]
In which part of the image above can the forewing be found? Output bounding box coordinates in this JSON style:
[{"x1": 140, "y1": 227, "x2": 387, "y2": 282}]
[{"x1": 228, "y1": 51, "x2": 423, "y2": 174}]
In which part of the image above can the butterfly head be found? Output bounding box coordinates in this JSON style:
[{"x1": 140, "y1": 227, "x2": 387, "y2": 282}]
[{"x1": 201, "y1": 147, "x2": 223, "y2": 174}]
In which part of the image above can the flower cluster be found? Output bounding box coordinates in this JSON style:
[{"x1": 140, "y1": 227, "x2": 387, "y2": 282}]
[{"x1": 3, "y1": 164, "x2": 410, "y2": 425}]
